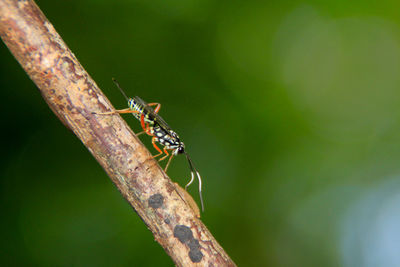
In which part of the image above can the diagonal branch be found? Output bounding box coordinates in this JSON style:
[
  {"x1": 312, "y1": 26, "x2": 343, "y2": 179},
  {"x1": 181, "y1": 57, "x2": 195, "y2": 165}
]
[{"x1": 0, "y1": 0, "x2": 236, "y2": 266}]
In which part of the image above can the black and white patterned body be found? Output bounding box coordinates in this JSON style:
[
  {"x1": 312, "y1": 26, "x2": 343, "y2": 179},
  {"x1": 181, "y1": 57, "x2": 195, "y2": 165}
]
[
  {"x1": 151, "y1": 124, "x2": 185, "y2": 155},
  {"x1": 127, "y1": 97, "x2": 151, "y2": 123},
  {"x1": 122, "y1": 94, "x2": 203, "y2": 211},
  {"x1": 127, "y1": 96, "x2": 185, "y2": 156},
  {"x1": 103, "y1": 79, "x2": 204, "y2": 211}
]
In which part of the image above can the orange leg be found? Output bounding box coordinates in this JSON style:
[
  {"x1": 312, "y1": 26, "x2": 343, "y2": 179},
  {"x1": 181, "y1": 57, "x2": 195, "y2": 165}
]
[
  {"x1": 140, "y1": 114, "x2": 146, "y2": 131},
  {"x1": 136, "y1": 125, "x2": 151, "y2": 136},
  {"x1": 158, "y1": 147, "x2": 170, "y2": 162},
  {"x1": 151, "y1": 137, "x2": 163, "y2": 158},
  {"x1": 164, "y1": 152, "x2": 174, "y2": 172},
  {"x1": 139, "y1": 115, "x2": 154, "y2": 136},
  {"x1": 135, "y1": 131, "x2": 146, "y2": 136},
  {"x1": 147, "y1": 103, "x2": 161, "y2": 113},
  {"x1": 95, "y1": 108, "x2": 140, "y2": 115},
  {"x1": 144, "y1": 122, "x2": 153, "y2": 136},
  {"x1": 155, "y1": 147, "x2": 174, "y2": 172}
]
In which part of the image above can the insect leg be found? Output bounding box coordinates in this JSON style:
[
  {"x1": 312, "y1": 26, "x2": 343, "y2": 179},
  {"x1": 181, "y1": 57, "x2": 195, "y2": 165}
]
[
  {"x1": 140, "y1": 114, "x2": 147, "y2": 132},
  {"x1": 139, "y1": 116, "x2": 155, "y2": 137},
  {"x1": 135, "y1": 131, "x2": 146, "y2": 136},
  {"x1": 145, "y1": 123, "x2": 153, "y2": 135},
  {"x1": 151, "y1": 137, "x2": 164, "y2": 158},
  {"x1": 147, "y1": 103, "x2": 161, "y2": 114},
  {"x1": 158, "y1": 147, "x2": 170, "y2": 162},
  {"x1": 164, "y1": 152, "x2": 174, "y2": 172},
  {"x1": 94, "y1": 108, "x2": 140, "y2": 115}
]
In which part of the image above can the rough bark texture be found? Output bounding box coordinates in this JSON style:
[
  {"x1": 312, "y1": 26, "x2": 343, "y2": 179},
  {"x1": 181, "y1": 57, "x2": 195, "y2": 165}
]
[{"x1": 0, "y1": 0, "x2": 236, "y2": 266}]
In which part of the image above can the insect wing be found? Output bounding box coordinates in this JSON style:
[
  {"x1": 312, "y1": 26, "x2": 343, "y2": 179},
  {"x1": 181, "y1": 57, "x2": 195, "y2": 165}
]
[
  {"x1": 132, "y1": 96, "x2": 157, "y2": 124},
  {"x1": 134, "y1": 96, "x2": 174, "y2": 131},
  {"x1": 133, "y1": 96, "x2": 152, "y2": 115}
]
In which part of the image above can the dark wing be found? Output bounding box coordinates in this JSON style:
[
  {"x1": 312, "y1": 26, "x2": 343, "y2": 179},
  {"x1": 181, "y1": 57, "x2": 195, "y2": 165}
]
[{"x1": 134, "y1": 96, "x2": 174, "y2": 131}]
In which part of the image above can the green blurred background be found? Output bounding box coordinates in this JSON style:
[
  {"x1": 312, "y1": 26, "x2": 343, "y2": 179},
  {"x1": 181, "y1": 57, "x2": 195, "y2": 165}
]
[{"x1": 2, "y1": 0, "x2": 400, "y2": 266}]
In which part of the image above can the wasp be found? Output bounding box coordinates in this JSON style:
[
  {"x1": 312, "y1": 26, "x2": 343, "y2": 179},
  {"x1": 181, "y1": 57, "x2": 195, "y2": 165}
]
[{"x1": 97, "y1": 79, "x2": 204, "y2": 211}]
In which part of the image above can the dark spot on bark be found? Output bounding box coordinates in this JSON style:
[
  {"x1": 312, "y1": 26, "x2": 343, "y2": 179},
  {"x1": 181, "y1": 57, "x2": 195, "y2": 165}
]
[
  {"x1": 148, "y1": 194, "x2": 163, "y2": 209},
  {"x1": 188, "y1": 238, "x2": 200, "y2": 251},
  {"x1": 189, "y1": 249, "x2": 203, "y2": 263},
  {"x1": 174, "y1": 225, "x2": 193, "y2": 244},
  {"x1": 164, "y1": 218, "x2": 170, "y2": 224},
  {"x1": 57, "y1": 95, "x2": 63, "y2": 101},
  {"x1": 174, "y1": 225, "x2": 203, "y2": 262},
  {"x1": 50, "y1": 89, "x2": 55, "y2": 94}
]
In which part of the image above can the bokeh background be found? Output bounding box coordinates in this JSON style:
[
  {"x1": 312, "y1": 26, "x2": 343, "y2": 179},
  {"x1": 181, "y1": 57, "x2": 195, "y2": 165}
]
[{"x1": 2, "y1": 0, "x2": 400, "y2": 266}]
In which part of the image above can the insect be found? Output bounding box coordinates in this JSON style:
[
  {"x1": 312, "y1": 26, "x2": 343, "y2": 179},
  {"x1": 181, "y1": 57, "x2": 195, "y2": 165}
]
[{"x1": 97, "y1": 78, "x2": 204, "y2": 212}]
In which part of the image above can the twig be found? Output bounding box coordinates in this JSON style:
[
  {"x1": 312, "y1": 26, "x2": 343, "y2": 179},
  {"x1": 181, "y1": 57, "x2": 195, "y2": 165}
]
[{"x1": 0, "y1": 0, "x2": 236, "y2": 266}]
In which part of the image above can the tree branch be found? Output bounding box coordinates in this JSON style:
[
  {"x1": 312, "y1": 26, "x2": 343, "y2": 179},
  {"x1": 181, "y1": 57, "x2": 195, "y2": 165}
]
[{"x1": 0, "y1": 0, "x2": 236, "y2": 266}]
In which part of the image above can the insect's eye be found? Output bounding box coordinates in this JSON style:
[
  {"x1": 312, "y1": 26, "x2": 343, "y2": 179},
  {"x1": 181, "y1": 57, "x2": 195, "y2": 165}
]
[{"x1": 178, "y1": 147, "x2": 185, "y2": 154}]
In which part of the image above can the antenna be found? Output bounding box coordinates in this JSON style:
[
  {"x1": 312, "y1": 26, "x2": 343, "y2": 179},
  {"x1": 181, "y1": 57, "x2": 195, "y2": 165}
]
[
  {"x1": 112, "y1": 78, "x2": 129, "y2": 101},
  {"x1": 184, "y1": 152, "x2": 204, "y2": 212}
]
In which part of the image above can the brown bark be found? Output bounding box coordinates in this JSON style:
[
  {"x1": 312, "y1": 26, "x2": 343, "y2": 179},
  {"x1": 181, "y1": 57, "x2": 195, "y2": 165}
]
[{"x1": 0, "y1": 0, "x2": 236, "y2": 266}]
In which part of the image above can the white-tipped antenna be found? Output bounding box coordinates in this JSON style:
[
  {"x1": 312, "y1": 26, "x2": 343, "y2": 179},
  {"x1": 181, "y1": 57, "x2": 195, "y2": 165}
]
[
  {"x1": 184, "y1": 152, "x2": 204, "y2": 212},
  {"x1": 112, "y1": 78, "x2": 129, "y2": 101}
]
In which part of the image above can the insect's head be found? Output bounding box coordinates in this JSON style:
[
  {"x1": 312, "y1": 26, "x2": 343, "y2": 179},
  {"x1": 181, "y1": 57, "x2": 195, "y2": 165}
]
[
  {"x1": 177, "y1": 145, "x2": 185, "y2": 154},
  {"x1": 174, "y1": 142, "x2": 185, "y2": 155}
]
